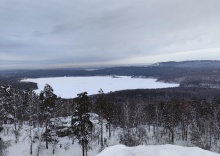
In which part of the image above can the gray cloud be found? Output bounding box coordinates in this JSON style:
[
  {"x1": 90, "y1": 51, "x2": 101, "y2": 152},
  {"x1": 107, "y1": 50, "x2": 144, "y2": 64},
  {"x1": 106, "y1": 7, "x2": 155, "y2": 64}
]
[{"x1": 0, "y1": 0, "x2": 220, "y2": 69}]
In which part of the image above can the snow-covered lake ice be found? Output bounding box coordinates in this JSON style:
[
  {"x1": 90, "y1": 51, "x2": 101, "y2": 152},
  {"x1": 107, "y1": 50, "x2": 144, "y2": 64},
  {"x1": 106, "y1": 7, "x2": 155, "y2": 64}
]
[{"x1": 21, "y1": 76, "x2": 179, "y2": 98}]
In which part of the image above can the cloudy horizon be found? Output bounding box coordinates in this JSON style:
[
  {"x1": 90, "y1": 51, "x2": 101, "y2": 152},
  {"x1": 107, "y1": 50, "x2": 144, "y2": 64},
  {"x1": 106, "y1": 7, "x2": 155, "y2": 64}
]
[{"x1": 1, "y1": 0, "x2": 220, "y2": 70}]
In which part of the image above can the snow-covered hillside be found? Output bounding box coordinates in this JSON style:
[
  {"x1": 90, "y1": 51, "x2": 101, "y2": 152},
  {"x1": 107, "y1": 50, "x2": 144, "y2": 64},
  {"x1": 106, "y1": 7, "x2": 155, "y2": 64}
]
[
  {"x1": 1, "y1": 113, "x2": 220, "y2": 156},
  {"x1": 2, "y1": 127, "x2": 220, "y2": 156},
  {"x1": 97, "y1": 144, "x2": 220, "y2": 156}
]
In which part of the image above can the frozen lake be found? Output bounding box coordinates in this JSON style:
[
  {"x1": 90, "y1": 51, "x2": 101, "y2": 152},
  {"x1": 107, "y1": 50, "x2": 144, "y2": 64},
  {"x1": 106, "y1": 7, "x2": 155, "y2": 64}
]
[{"x1": 21, "y1": 76, "x2": 179, "y2": 98}]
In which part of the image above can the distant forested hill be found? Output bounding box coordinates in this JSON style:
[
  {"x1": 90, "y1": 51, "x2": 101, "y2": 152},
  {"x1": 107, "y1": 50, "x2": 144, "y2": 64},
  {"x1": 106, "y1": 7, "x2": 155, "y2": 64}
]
[{"x1": 0, "y1": 60, "x2": 220, "y2": 90}]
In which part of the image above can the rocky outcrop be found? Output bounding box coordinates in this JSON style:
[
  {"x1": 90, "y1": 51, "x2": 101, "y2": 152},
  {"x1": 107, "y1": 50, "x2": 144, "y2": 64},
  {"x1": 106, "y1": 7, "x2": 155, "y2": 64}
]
[{"x1": 49, "y1": 116, "x2": 72, "y2": 137}]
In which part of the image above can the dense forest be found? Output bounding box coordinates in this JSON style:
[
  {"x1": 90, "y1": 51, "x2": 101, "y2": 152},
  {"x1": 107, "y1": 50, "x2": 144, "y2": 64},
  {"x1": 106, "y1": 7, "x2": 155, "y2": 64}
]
[{"x1": 1, "y1": 84, "x2": 220, "y2": 155}]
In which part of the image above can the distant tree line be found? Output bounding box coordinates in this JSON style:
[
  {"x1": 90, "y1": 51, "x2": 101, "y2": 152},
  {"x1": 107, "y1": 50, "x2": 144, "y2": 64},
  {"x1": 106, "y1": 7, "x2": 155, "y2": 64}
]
[{"x1": 2, "y1": 60, "x2": 220, "y2": 90}]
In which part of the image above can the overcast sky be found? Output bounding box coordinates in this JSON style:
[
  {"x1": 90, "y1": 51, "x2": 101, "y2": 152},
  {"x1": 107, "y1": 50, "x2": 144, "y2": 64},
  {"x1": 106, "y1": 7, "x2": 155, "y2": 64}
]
[{"x1": 1, "y1": 0, "x2": 220, "y2": 69}]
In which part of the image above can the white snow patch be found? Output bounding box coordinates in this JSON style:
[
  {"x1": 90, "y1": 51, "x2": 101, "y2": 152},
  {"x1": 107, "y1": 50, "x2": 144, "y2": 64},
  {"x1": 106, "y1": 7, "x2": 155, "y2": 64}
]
[{"x1": 97, "y1": 144, "x2": 220, "y2": 156}]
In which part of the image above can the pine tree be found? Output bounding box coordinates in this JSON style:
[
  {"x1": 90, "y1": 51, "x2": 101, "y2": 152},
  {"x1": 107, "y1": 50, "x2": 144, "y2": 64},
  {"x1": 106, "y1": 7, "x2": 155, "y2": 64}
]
[
  {"x1": 40, "y1": 84, "x2": 57, "y2": 149},
  {"x1": 95, "y1": 89, "x2": 105, "y2": 146},
  {"x1": 24, "y1": 87, "x2": 34, "y2": 155},
  {"x1": 0, "y1": 85, "x2": 23, "y2": 142},
  {"x1": 71, "y1": 92, "x2": 93, "y2": 156}
]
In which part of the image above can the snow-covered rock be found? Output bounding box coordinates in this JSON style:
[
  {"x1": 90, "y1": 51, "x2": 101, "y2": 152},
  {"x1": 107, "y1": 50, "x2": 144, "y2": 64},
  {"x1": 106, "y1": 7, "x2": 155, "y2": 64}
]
[
  {"x1": 97, "y1": 144, "x2": 220, "y2": 156},
  {"x1": 49, "y1": 116, "x2": 72, "y2": 137}
]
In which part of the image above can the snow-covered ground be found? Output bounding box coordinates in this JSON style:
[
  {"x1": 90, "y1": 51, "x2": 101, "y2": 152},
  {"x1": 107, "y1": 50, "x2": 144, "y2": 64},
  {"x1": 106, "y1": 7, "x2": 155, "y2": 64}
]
[
  {"x1": 21, "y1": 76, "x2": 179, "y2": 98},
  {"x1": 0, "y1": 125, "x2": 98, "y2": 156},
  {"x1": 2, "y1": 124, "x2": 220, "y2": 156},
  {"x1": 0, "y1": 114, "x2": 102, "y2": 156},
  {"x1": 1, "y1": 114, "x2": 220, "y2": 156},
  {"x1": 97, "y1": 144, "x2": 220, "y2": 156}
]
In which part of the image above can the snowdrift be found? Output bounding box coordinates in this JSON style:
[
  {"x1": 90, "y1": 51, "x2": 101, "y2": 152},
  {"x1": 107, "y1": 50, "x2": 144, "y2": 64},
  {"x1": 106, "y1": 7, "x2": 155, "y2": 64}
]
[{"x1": 97, "y1": 144, "x2": 220, "y2": 156}]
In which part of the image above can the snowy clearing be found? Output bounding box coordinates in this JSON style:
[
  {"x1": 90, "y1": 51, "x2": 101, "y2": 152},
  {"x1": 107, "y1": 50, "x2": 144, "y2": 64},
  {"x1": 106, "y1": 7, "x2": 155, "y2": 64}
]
[
  {"x1": 97, "y1": 144, "x2": 220, "y2": 156},
  {"x1": 21, "y1": 76, "x2": 179, "y2": 98}
]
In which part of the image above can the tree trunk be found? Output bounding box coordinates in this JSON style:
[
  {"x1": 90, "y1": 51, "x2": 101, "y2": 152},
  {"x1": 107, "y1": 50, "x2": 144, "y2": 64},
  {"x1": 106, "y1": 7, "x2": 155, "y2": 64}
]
[
  {"x1": 82, "y1": 140, "x2": 85, "y2": 156},
  {"x1": 108, "y1": 122, "x2": 111, "y2": 138},
  {"x1": 46, "y1": 119, "x2": 48, "y2": 149},
  {"x1": 101, "y1": 118, "x2": 103, "y2": 147}
]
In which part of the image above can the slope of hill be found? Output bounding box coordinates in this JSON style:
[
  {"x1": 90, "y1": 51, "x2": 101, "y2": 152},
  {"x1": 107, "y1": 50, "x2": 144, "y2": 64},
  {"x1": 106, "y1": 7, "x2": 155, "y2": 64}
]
[{"x1": 157, "y1": 60, "x2": 220, "y2": 68}]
